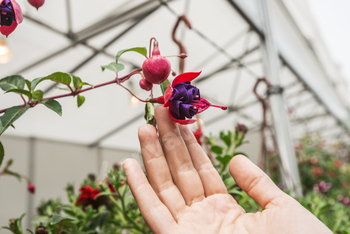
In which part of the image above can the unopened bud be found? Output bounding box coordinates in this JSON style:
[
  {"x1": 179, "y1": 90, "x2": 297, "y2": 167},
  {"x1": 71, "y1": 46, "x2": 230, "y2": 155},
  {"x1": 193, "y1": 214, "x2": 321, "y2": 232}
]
[
  {"x1": 178, "y1": 53, "x2": 187, "y2": 59},
  {"x1": 88, "y1": 173, "x2": 96, "y2": 181},
  {"x1": 113, "y1": 163, "x2": 121, "y2": 171},
  {"x1": 36, "y1": 224, "x2": 48, "y2": 234},
  {"x1": 28, "y1": 183, "x2": 35, "y2": 194}
]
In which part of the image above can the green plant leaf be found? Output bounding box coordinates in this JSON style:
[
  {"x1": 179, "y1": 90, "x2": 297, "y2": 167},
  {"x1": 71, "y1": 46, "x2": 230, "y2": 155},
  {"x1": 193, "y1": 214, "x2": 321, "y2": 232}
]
[
  {"x1": 79, "y1": 82, "x2": 94, "y2": 89},
  {"x1": 101, "y1": 62, "x2": 125, "y2": 72},
  {"x1": 115, "y1": 47, "x2": 147, "y2": 63},
  {"x1": 233, "y1": 152, "x2": 248, "y2": 157},
  {"x1": 211, "y1": 145, "x2": 223, "y2": 154},
  {"x1": 77, "y1": 95, "x2": 85, "y2": 108},
  {"x1": 31, "y1": 72, "x2": 72, "y2": 91},
  {"x1": 216, "y1": 155, "x2": 233, "y2": 168},
  {"x1": 6, "y1": 158, "x2": 13, "y2": 167},
  {"x1": 5, "y1": 89, "x2": 32, "y2": 99},
  {"x1": 71, "y1": 74, "x2": 82, "y2": 91},
  {"x1": 0, "y1": 75, "x2": 25, "y2": 91},
  {"x1": 51, "y1": 212, "x2": 74, "y2": 225},
  {"x1": 0, "y1": 141, "x2": 4, "y2": 167},
  {"x1": 24, "y1": 79, "x2": 31, "y2": 91},
  {"x1": 160, "y1": 79, "x2": 171, "y2": 95},
  {"x1": 26, "y1": 229, "x2": 34, "y2": 234},
  {"x1": 144, "y1": 101, "x2": 156, "y2": 125},
  {"x1": 0, "y1": 105, "x2": 30, "y2": 135},
  {"x1": 220, "y1": 131, "x2": 232, "y2": 148},
  {"x1": 4, "y1": 169, "x2": 22, "y2": 182},
  {"x1": 31, "y1": 90, "x2": 44, "y2": 100},
  {"x1": 41, "y1": 99, "x2": 62, "y2": 116}
]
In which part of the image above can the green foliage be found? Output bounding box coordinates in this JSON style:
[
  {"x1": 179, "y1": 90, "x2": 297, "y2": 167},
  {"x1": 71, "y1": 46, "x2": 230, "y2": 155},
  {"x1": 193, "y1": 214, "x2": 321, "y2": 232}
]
[
  {"x1": 101, "y1": 62, "x2": 125, "y2": 73},
  {"x1": 115, "y1": 47, "x2": 147, "y2": 63},
  {"x1": 144, "y1": 100, "x2": 156, "y2": 126},
  {"x1": 160, "y1": 79, "x2": 171, "y2": 95},
  {"x1": 0, "y1": 75, "x2": 25, "y2": 91},
  {"x1": 1, "y1": 213, "x2": 25, "y2": 234},
  {"x1": 41, "y1": 99, "x2": 62, "y2": 116},
  {"x1": 77, "y1": 95, "x2": 85, "y2": 108},
  {"x1": 0, "y1": 105, "x2": 30, "y2": 135},
  {"x1": 0, "y1": 141, "x2": 4, "y2": 167}
]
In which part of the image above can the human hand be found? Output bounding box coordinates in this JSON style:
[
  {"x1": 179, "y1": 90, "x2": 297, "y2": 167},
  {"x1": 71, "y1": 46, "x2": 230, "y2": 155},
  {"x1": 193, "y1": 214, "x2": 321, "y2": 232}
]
[{"x1": 122, "y1": 106, "x2": 332, "y2": 234}]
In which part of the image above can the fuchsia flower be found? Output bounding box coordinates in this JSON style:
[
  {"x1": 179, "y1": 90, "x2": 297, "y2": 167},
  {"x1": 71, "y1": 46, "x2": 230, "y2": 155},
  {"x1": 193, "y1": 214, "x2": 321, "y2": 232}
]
[
  {"x1": 0, "y1": 0, "x2": 22, "y2": 37},
  {"x1": 27, "y1": 183, "x2": 35, "y2": 194},
  {"x1": 313, "y1": 181, "x2": 331, "y2": 193},
  {"x1": 142, "y1": 40, "x2": 171, "y2": 85},
  {"x1": 28, "y1": 0, "x2": 45, "y2": 10},
  {"x1": 154, "y1": 71, "x2": 227, "y2": 124}
]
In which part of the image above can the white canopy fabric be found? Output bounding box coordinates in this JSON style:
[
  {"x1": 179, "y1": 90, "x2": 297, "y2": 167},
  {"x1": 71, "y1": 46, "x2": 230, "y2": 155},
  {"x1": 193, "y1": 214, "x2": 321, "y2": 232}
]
[{"x1": 1, "y1": 0, "x2": 349, "y2": 150}]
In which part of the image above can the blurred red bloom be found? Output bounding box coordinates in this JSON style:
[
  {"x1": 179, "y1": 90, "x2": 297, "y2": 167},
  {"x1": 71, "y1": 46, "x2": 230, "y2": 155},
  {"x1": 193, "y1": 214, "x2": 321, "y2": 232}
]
[
  {"x1": 193, "y1": 128, "x2": 203, "y2": 145},
  {"x1": 333, "y1": 159, "x2": 342, "y2": 168},
  {"x1": 75, "y1": 185, "x2": 100, "y2": 208},
  {"x1": 27, "y1": 183, "x2": 35, "y2": 194},
  {"x1": 311, "y1": 167, "x2": 323, "y2": 176}
]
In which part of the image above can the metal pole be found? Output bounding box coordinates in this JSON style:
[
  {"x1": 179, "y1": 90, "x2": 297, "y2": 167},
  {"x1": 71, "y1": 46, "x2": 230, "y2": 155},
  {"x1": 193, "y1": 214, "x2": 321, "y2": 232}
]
[{"x1": 258, "y1": 0, "x2": 302, "y2": 196}]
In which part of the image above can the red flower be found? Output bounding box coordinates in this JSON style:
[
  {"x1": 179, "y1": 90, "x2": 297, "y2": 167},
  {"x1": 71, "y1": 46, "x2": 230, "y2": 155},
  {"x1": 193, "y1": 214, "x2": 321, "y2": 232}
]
[
  {"x1": 27, "y1": 0, "x2": 45, "y2": 10},
  {"x1": 75, "y1": 185, "x2": 100, "y2": 206},
  {"x1": 0, "y1": 0, "x2": 23, "y2": 37},
  {"x1": 334, "y1": 159, "x2": 342, "y2": 168},
  {"x1": 193, "y1": 128, "x2": 203, "y2": 145},
  {"x1": 27, "y1": 183, "x2": 35, "y2": 194},
  {"x1": 311, "y1": 167, "x2": 324, "y2": 176},
  {"x1": 155, "y1": 72, "x2": 227, "y2": 124}
]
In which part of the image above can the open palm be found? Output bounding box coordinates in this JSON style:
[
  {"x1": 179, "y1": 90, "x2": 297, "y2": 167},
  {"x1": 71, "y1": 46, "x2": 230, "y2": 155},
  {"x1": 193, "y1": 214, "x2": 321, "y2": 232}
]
[{"x1": 123, "y1": 106, "x2": 331, "y2": 234}]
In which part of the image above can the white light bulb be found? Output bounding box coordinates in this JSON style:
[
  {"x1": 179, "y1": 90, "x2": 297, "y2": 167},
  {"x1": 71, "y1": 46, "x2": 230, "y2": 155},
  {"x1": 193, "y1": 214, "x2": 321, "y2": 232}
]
[{"x1": 0, "y1": 39, "x2": 11, "y2": 64}]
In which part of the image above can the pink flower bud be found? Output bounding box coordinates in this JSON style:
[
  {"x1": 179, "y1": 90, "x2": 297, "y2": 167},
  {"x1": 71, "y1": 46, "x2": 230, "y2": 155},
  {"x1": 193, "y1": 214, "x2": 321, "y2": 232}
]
[
  {"x1": 142, "y1": 40, "x2": 171, "y2": 84},
  {"x1": 28, "y1": 183, "x2": 35, "y2": 194},
  {"x1": 178, "y1": 53, "x2": 187, "y2": 59},
  {"x1": 27, "y1": 0, "x2": 45, "y2": 10},
  {"x1": 139, "y1": 78, "x2": 153, "y2": 91}
]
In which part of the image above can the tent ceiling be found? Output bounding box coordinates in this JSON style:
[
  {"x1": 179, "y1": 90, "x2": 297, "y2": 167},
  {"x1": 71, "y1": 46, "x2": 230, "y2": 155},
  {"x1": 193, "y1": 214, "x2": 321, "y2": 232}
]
[{"x1": 1, "y1": 0, "x2": 349, "y2": 151}]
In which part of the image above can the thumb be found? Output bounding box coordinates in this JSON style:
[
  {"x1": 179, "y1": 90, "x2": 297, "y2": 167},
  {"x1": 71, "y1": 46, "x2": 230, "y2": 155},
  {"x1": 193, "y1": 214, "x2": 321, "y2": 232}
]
[{"x1": 229, "y1": 155, "x2": 286, "y2": 209}]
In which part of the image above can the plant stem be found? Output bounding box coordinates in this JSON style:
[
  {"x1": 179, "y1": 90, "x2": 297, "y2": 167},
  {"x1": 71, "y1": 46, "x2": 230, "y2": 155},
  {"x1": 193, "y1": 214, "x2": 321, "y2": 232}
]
[
  {"x1": 56, "y1": 220, "x2": 64, "y2": 234},
  {"x1": 0, "y1": 68, "x2": 143, "y2": 114}
]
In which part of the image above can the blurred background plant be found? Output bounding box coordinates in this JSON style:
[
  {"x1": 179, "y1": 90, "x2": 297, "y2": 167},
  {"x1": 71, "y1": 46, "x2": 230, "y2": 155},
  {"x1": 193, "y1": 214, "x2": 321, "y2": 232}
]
[{"x1": 2, "y1": 127, "x2": 350, "y2": 234}]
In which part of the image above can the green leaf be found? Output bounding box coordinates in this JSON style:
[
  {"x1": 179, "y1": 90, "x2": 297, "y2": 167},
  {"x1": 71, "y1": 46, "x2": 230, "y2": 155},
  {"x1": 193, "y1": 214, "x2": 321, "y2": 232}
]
[
  {"x1": 0, "y1": 105, "x2": 30, "y2": 135},
  {"x1": 144, "y1": 101, "x2": 156, "y2": 125},
  {"x1": 41, "y1": 99, "x2": 62, "y2": 116},
  {"x1": 233, "y1": 152, "x2": 248, "y2": 157},
  {"x1": 79, "y1": 82, "x2": 94, "y2": 89},
  {"x1": 51, "y1": 212, "x2": 74, "y2": 225},
  {"x1": 26, "y1": 229, "x2": 34, "y2": 234},
  {"x1": 220, "y1": 131, "x2": 232, "y2": 148},
  {"x1": 6, "y1": 159, "x2": 13, "y2": 167},
  {"x1": 0, "y1": 75, "x2": 25, "y2": 91},
  {"x1": 115, "y1": 47, "x2": 147, "y2": 63},
  {"x1": 31, "y1": 72, "x2": 72, "y2": 91},
  {"x1": 31, "y1": 90, "x2": 44, "y2": 100},
  {"x1": 0, "y1": 141, "x2": 4, "y2": 167},
  {"x1": 216, "y1": 155, "x2": 233, "y2": 167},
  {"x1": 77, "y1": 95, "x2": 85, "y2": 108},
  {"x1": 211, "y1": 145, "x2": 223, "y2": 154},
  {"x1": 24, "y1": 79, "x2": 31, "y2": 91},
  {"x1": 101, "y1": 62, "x2": 125, "y2": 72},
  {"x1": 71, "y1": 74, "x2": 82, "y2": 91},
  {"x1": 5, "y1": 89, "x2": 32, "y2": 99},
  {"x1": 160, "y1": 79, "x2": 171, "y2": 95},
  {"x1": 4, "y1": 169, "x2": 22, "y2": 182}
]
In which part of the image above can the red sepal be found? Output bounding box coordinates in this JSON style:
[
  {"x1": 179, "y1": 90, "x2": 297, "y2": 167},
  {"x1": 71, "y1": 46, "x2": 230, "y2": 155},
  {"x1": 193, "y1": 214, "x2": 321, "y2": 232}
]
[
  {"x1": 0, "y1": 21, "x2": 17, "y2": 37},
  {"x1": 169, "y1": 109, "x2": 196, "y2": 125},
  {"x1": 172, "y1": 71, "x2": 202, "y2": 86},
  {"x1": 164, "y1": 84, "x2": 173, "y2": 107}
]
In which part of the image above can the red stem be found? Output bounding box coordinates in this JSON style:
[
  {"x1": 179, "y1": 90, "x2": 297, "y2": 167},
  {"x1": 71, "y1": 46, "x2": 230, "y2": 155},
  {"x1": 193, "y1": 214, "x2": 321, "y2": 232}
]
[{"x1": 0, "y1": 69, "x2": 143, "y2": 114}]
